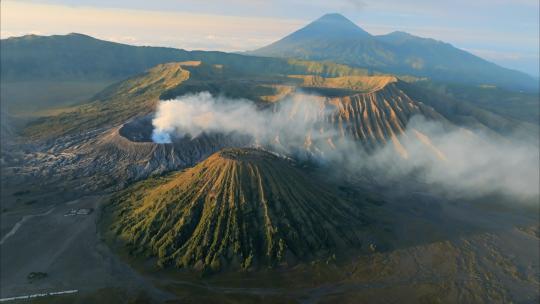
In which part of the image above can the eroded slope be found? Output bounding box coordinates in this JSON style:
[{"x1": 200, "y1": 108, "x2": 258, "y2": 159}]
[{"x1": 109, "y1": 148, "x2": 368, "y2": 271}]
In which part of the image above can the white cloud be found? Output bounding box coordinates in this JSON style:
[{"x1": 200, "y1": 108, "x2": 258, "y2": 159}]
[{"x1": 0, "y1": 1, "x2": 304, "y2": 51}]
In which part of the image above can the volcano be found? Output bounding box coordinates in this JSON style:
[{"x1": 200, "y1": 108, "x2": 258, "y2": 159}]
[
  {"x1": 109, "y1": 148, "x2": 368, "y2": 271},
  {"x1": 250, "y1": 13, "x2": 538, "y2": 91}
]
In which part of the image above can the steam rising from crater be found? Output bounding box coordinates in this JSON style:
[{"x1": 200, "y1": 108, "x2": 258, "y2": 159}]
[
  {"x1": 152, "y1": 92, "x2": 539, "y2": 200},
  {"x1": 152, "y1": 92, "x2": 269, "y2": 143},
  {"x1": 152, "y1": 91, "x2": 334, "y2": 149}
]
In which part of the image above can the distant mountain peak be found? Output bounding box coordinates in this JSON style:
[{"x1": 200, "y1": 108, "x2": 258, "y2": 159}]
[
  {"x1": 4, "y1": 32, "x2": 96, "y2": 42},
  {"x1": 4, "y1": 34, "x2": 39, "y2": 41},
  {"x1": 67, "y1": 32, "x2": 91, "y2": 37},
  {"x1": 386, "y1": 31, "x2": 414, "y2": 37},
  {"x1": 376, "y1": 31, "x2": 418, "y2": 44},
  {"x1": 256, "y1": 13, "x2": 371, "y2": 46},
  {"x1": 299, "y1": 13, "x2": 371, "y2": 38},
  {"x1": 316, "y1": 13, "x2": 352, "y2": 21},
  {"x1": 250, "y1": 13, "x2": 538, "y2": 91}
]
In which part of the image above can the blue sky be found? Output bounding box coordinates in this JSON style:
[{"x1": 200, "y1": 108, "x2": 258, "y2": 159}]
[{"x1": 2, "y1": 0, "x2": 539, "y2": 76}]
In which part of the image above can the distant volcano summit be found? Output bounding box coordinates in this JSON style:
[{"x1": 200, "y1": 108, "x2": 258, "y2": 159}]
[
  {"x1": 250, "y1": 13, "x2": 538, "y2": 92},
  {"x1": 280, "y1": 13, "x2": 371, "y2": 40}
]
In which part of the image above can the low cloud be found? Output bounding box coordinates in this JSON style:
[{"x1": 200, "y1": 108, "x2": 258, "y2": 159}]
[{"x1": 365, "y1": 117, "x2": 540, "y2": 199}]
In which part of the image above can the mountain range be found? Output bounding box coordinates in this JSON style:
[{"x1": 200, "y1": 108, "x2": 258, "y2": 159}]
[
  {"x1": 249, "y1": 13, "x2": 539, "y2": 92},
  {"x1": 2, "y1": 29, "x2": 537, "y2": 125},
  {"x1": 0, "y1": 32, "x2": 368, "y2": 83},
  {"x1": 2, "y1": 14, "x2": 538, "y2": 94}
]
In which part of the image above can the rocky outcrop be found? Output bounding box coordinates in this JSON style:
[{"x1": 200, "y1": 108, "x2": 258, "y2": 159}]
[{"x1": 274, "y1": 82, "x2": 447, "y2": 157}]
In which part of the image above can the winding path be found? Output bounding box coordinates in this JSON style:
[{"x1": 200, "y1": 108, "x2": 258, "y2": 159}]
[{"x1": 0, "y1": 207, "x2": 55, "y2": 246}]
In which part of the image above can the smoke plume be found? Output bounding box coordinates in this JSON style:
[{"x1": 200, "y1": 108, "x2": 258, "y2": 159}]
[{"x1": 152, "y1": 92, "x2": 540, "y2": 200}]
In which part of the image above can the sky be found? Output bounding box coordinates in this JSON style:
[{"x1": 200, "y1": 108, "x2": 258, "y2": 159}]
[{"x1": 1, "y1": 0, "x2": 539, "y2": 77}]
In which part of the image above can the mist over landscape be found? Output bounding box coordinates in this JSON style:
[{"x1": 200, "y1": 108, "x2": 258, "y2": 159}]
[
  {"x1": 1, "y1": 1, "x2": 539, "y2": 303},
  {"x1": 152, "y1": 92, "x2": 540, "y2": 201}
]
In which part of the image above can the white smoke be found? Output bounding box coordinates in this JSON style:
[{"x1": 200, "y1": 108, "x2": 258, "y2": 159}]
[
  {"x1": 152, "y1": 91, "x2": 337, "y2": 150},
  {"x1": 152, "y1": 92, "x2": 540, "y2": 201},
  {"x1": 365, "y1": 116, "x2": 540, "y2": 199},
  {"x1": 152, "y1": 93, "x2": 263, "y2": 143}
]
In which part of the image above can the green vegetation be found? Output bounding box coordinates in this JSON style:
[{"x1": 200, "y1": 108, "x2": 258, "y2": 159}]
[
  {"x1": 286, "y1": 59, "x2": 369, "y2": 77},
  {"x1": 289, "y1": 74, "x2": 396, "y2": 92},
  {"x1": 108, "y1": 148, "x2": 368, "y2": 272}
]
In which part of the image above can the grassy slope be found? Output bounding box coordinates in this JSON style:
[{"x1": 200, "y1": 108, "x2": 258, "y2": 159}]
[
  {"x1": 22, "y1": 63, "x2": 189, "y2": 139},
  {"x1": 289, "y1": 74, "x2": 396, "y2": 92},
  {"x1": 107, "y1": 148, "x2": 368, "y2": 272}
]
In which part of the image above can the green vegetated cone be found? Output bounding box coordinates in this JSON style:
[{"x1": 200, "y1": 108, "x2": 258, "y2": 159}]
[{"x1": 109, "y1": 148, "x2": 368, "y2": 272}]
